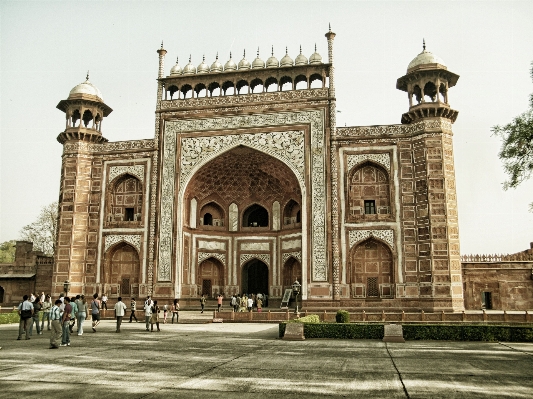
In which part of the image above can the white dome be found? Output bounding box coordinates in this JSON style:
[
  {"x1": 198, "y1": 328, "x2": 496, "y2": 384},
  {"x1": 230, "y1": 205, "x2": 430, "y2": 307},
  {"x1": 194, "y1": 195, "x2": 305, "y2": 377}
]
[
  {"x1": 69, "y1": 76, "x2": 103, "y2": 101},
  {"x1": 280, "y1": 47, "x2": 293, "y2": 67},
  {"x1": 294, "y1": 46, "x2": 308, "y2": 66},
  {"x1": 170, "y1": 57, "x2": 182, "y2": 75},
  {"x1": 407, "y1": 49, "x2": 446, "y2": 71},
  {"x1": 182, "y1": 56, "x2": 196, "y2": 75},
  {"x1": 224, "y1": 53, "x2": 237, "y2": 71},
  {"x1": 309, "y1": 44, "x2": 322, "y2": 65}
]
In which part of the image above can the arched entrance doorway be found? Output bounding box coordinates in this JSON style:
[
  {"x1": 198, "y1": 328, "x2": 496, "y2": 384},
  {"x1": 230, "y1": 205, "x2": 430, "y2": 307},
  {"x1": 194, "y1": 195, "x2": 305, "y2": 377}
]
[
  {"x1": 351, "y1": 238, "x2": 393, "y2": 298},
  {"x1": 242, "y1": 259, "x2": 268, "y2": 295},
  {"x1": 282, "y1": 257, "x2": 301, "y2": 290},
  {"x1": 197, "y1": 257, "x2": 224, "y2": 298},
  {"x1": 104, "y1": 242, "x2": 140, "y2": 296}
]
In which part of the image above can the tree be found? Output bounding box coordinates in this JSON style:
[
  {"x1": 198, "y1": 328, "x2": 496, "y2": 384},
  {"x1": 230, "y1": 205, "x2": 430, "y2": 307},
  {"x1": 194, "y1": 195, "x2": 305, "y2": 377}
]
[
  {"x1": 0, "y1": 240, "x2": 16, "y2": 263},
  {"x1": 19, "y1": 202, "x2": 58, "y2": 256},
  {"x1": 492, "y1": 62, "x2": 533, "y2": 211}
]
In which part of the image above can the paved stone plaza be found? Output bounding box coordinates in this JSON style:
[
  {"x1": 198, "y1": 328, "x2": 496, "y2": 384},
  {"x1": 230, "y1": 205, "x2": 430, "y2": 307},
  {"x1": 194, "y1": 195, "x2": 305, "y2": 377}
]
[{"x1": 1, "y1": 313, "x2": 532, "y2": 398}]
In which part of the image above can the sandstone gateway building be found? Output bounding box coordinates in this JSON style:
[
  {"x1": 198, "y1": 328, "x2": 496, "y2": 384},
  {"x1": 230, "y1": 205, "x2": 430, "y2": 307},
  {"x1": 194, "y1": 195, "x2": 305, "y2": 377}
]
[{"x1": 50, "y1": 28, "x2": 531, "y2": 312}]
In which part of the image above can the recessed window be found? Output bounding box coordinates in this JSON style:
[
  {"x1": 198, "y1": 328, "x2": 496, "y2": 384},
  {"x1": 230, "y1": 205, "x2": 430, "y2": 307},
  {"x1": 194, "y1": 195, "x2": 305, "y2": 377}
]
[
  {"x1": 203, "y1": 213, "x2": 213, "y2": 226},
  {"x1": 364, "y1": 200, "x2": 376, "y2": 215},
  {"x1": 125, "y1": 208, "x2": 134, "y2": 221}
]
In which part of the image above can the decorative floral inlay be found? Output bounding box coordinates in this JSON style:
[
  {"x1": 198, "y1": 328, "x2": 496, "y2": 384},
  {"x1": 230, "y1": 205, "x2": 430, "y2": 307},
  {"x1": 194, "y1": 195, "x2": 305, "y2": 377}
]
[
  {"x1": 198, "y1": 252, "x2": 226, "y2": 265},
  {"x1": 104, "y1": 235, "x2": 141, "y2": 252},
  {"x1": 108, "y1": 165, "x2": 145, "y2": 183},
  {"x1": 348, "y1": 229, "x2": 394, "y2": 250},
  {"x1": 347, "y1": 153, "x2": 390, "y2": 174},
  {"x1": 282, "y1": 251, "x2": 302, "y2": 264},
  {"x1": 240, "y1": 253, "x2": 270, "y2": 267}
]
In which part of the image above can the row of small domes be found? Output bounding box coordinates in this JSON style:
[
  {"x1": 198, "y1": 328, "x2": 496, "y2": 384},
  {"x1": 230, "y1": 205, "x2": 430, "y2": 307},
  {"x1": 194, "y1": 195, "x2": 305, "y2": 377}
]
[{"x1": 169, "y1": 46, "x2": 322, "y2": 76}]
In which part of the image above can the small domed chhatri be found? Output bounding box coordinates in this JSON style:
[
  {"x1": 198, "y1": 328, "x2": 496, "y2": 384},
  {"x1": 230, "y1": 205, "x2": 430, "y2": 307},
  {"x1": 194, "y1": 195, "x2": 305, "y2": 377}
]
[
  {"x1": 238, "y1": 50, "x2": 251, "y2": 70},
  {"x1": 266, "y1": 46, "x2": 279, "y2": 68},
  {"x1": 170, "y1": 57, "x2": 182, "y2": 76},
  {"x1": 294, "y1": 45, "x2": 308, "y2": 66},
  {"x1": 280, "y1": 47, "x2": 294, "y2": 67},
  {"x1": 224, "y1": 52, "x2": 237, "y2": 71},
  {"x1": 252, "y1": 48, "x2": 265, "y2": 69},
  {"x1": 210, "y1": 53, "x2": 223, "y2": 73},
  {"x1": 309, "y1": 44, "x2": 322, "y2": 65},
  {"x1": 407, "y1": 40, "x2": 446, "y2": 71},
  {"x1": 182, "y1": 56, "x2": 196, "y2": 75},
  {"x1": 197, "y1": 55, "x2": 209, "y2": 74},
  {"x1": 69, "y1": 72, "x2": 104, "y2": 101}
]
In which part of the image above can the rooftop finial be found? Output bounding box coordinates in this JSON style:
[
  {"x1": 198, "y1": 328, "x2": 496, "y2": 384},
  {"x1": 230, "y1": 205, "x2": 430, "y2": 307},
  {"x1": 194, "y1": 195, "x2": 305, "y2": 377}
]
[
  {"x1": 271, "y1": 45, "x2": 274, "y2": 56},
  {"x1": 315, "y1": 43, "x2": 317, "y2": 52},
  {"x1": 300, "y1": 45, "x2": 302, "y2": 54},
  {"x1": 86, "y1": 70, "x2": 89, "y2": 81},
  {"x1": 243, "y1": 49, "x2": 246, "y2": 58},
  {"x1": 423, "y1": 38, "x2": 426, "y2": 51},
  {"x1": 257, "y1": 47, "x2": 259, "y2": 57},
  {"x1": 216, "y1": 52, "x2": 219, "y2": 60},
  {"x1": 285, "y1": 46, "x2": 288, "y2": 55},
  {"x1": 229, "y1": 51, "x2": 232, "y2": 58},
  {"x1": 176, "y1": 56, "x2": 179, "y2": 63},
  {"x1": 203, "y1": 54, "x2": 205, "y2": 62},
  {"x1": 329, "y1": 23, "x2": 331, "y2": 32},
  {"x1": 161, "y1": 41, "x2": 164, "y2": 49},
  {"x1": 189, "y1": 54, "x2": 191, "y2": 62}
]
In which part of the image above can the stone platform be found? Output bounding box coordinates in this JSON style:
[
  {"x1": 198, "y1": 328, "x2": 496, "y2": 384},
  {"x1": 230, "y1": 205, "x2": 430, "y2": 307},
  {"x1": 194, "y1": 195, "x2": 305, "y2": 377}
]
[{"x1": 0, "y1": 317, "x2": 532, "y2": 398}]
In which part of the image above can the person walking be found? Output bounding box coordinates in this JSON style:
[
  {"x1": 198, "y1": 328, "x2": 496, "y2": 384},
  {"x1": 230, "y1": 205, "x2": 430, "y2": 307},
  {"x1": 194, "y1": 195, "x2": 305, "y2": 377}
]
[
  {"x1": 150, "y1": 300, "x2": 160, "y2": 332},
  {"x1": 129, "y1": 297, "x2": 138, "y2": 322},
  {"x1": 200, "y1": 294, "x2": 206, "y2": 313},
  {"x1": 49, "y1": 299, "x2": 62, "y2": 349},
  {"x1": 91, "y1": 293, "x2": 101, "y2": 333},
  {"x1": 69, "y1": 296, "x2": 78, "y2": 334},
  {"x1": 29, "y1": 296, "x2": 42, "y2": 336},
  {"x1": 144, "y1": 298, "x2": 152, "y2": 331},
  {"x1": 60, "y1": 297, "x2": 72, "y2": 347},
  {"x1": 171, "y1": 299, "x2": 180, "y2": 323},
  {"x1": 114, "y1": 297, "x2": 127, "y2": 333},
  {"x1": 257, "y1": 297, "x2": 263, "y2": 313},
  {"x1": 217, "y1": 294, "x2": 223, "y2": 312},
  {"x1": 17, "y1": 295, "x2": 34, "y2": 340},
  {"x1": 163, "y1": 303, "x2": 169, "y2": 323},
  {"x1": 247, "y1": 296, "x2": 254, "y2": 312},
  {"x1": 41, "y1": 294, "x2": 52, "y2": 331},
  {"x1": 76, "y1": 295, "x2": 87, "y2": 335}
]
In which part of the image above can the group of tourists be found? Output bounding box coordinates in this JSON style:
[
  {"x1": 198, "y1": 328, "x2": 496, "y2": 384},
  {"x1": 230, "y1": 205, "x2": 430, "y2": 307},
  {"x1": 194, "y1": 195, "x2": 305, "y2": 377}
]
[
  {"x1": 15, "y1": 292, "x2": 181, "y2": 348},
  {"x1": 229, "y1": 293, "x2": 267, "y2": 312}
]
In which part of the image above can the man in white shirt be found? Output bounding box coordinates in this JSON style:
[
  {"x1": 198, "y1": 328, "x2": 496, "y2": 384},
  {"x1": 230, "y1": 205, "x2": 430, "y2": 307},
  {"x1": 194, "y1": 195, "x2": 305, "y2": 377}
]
[
  {"x1": 17, "y1": 295, "x2": 34, "y2": 340},
  {"x1": 101, "y1": 293, "x2": 108, "y2": 311},
  {"x1": 49, "y1": 299, "x2": 62, "y2": 349},
  {"x1": 247, "y1": 297, "x2": 254, "y2": 312},
  {"x1": 114, "y1": 297, "x2": 127, "y2": 333}
]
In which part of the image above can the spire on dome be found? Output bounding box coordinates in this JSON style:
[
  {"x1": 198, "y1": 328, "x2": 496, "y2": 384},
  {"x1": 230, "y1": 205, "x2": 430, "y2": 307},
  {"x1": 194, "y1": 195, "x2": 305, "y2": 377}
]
[
  {"x1": 86, "y1": 71, "x2": 89, "y2": 81},
  {"x1": 423, "y1": 38, "x2": 426, "y2": 51}
]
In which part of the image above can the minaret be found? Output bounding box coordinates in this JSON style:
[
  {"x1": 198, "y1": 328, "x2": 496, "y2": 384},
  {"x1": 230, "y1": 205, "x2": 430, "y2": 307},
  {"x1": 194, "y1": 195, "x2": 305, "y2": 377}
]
[
  {"x1": 54, "y1": 74, "x2": 113, "y2": 297},
  {"x1": 396, "y1": 43, "x2": 464, "y2": 311},
  {"x1": 156, "y1": 41, "x2": 167, "y2": 101}
]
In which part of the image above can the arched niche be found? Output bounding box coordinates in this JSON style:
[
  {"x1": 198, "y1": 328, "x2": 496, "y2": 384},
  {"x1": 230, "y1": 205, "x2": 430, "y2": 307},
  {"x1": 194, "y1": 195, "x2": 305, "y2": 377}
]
[
  {"x1": 242, "y1": 259, "x2": 268, "y2": 295},
  {"x1": 350, "y1": 238, "x2": 393, "y2": 298},
  {"x1": 106, "y1": 174, "x2": 143, "y2": 225},
  {"x1": 198, "y1": 257, "x2": 224, "y2": 297},
  {"x1": 282, "y1": 257, "x2": 301, "y2": 289},
  {"x1": 199, "y1": 201, "x2": 225, "y2": 227},
  {"x1": 104, "y1": 242, "x2": 140, "y2": 297},
  {"x1": 348, "y1": 162, "x2": 391, "y2": 221},
  {"x1": 283, "y1": 199, "x2": 301, "y2": 228},
  {"x1": 242, "y1": 204, "x2": 269, "y2": 227}
]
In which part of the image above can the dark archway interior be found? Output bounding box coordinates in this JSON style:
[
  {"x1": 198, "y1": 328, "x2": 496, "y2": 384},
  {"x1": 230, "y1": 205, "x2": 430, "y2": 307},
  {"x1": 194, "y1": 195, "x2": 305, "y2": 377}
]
[
  {"x1": 243, "y1": 204, "x2": 269, "y2": 227},
  {"x1": 242, "y1": 260, "x2": 268, "y2": 295}
]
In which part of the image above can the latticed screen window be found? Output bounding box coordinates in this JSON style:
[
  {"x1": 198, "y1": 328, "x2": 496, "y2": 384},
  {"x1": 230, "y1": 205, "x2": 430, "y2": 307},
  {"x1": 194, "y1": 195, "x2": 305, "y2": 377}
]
[
  {"x1": 367, "y1": 277, "x2": 379, "y2": 297},
  {"x1": 364, "y1": 200, "x2": 376, "y2": 214}
]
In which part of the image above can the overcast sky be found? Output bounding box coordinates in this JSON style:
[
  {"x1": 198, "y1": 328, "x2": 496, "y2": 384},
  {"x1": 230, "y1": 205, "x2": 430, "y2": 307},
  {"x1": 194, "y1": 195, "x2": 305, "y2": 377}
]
[{"x1": 1, "y1": 0, "x2": 532, "y2": 255}]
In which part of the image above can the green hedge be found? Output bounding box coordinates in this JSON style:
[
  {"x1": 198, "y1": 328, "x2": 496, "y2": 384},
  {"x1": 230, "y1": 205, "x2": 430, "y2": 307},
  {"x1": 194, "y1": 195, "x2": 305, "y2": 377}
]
[
  {"x1": 291, "y1": 315, "x2": 320, "y2": 324},
  {"x1": 402, "y1": 324, "x2": 533, "y2": 342},
  {"x1": 0, "y1": 311, "x2": 22, "y2": 324},
  {"x1": 336, "y1": 310, "x2": 350, "y2": 323},
  {"x1": 279, "y1": 323, "x2": 384, "y2": 339},
  {"x1": 279, "y1": 322, "x2": 533, "y2": 342}
]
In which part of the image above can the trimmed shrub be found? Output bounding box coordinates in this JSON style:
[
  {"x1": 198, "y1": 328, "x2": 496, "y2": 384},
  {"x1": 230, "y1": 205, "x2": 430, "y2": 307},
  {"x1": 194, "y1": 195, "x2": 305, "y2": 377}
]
[
  {"x1": 0, "y1": 311, "x2": 21, "y2": 324},
  {"x1": 336, "y1": 309, "x2": 350, "y2": 323},
  {"x1": 279, "y1": 322, "x2": 384, "y2": 339}
]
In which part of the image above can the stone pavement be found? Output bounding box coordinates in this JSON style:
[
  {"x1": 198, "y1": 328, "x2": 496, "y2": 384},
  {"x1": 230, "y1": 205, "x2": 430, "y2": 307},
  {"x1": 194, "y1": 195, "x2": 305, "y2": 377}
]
[{"x1": 0, "y1": 312, "x2": 532, "y2": 398}]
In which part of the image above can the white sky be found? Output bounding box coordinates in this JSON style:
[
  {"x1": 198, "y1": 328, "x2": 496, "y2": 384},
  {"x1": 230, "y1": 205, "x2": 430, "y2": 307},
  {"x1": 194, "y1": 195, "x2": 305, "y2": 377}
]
[{"x1": 1, "y1": 0, "x2": 532, "y2": 255}]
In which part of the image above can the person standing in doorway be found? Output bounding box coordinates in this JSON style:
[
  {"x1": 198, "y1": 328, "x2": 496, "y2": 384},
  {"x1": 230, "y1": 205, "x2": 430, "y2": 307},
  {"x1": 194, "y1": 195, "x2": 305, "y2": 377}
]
[
  {"x1": 200, "y1": 294, "x2": 206, "y2": 313},
  {"x1": 129, "y1": 297, "x2": 138, "y2": 323},
  {"x1": 114, "y1": 297, "x2": 127, "y2": 333},
  {"x1": 91, "y1": 293, "x2": 101, "y2": 333},
  {"x1": 49, "y1": 299, "x2": 62, "y2": 349},
  {"x1": 247, "y1": 296, "x2": 253, "y2": 312},
  {"x1": 17, "y1": 295, "x2": 34, "y2": 341},
  {"x1": 60, "y1": 297, "x2": 72, "y2": 347},
  {"x1": 41, "y1": 294, "x2": 52, "y2": 331},
  {"x1": 171, "y1": 299, "x2": 180, "y2": 323},
  {"x1": 101, "y1": 293, "x2": 108, "y2": 311}
]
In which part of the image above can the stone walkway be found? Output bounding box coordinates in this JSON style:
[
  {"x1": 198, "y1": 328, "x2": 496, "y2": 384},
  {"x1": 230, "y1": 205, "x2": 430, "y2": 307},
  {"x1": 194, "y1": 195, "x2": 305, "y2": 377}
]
[{"x1": 0, "y1": 314, "x2": 532, "y2": 398}]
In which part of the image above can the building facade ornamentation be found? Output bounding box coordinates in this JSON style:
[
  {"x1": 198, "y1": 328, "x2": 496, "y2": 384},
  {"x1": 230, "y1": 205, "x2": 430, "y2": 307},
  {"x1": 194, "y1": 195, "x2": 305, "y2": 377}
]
[
  {"x1": 240, "y1": 253, "x2": 271, "y2": 267},
  {"x1": 108, "y1": 165, "x2": 145, "y2": 183},
  {"x1": 348, "y1": 229, "x2": 395, "y2": 251},
  {"x1": 104, "y1": 234, "x2": 142, "y2": 253}
]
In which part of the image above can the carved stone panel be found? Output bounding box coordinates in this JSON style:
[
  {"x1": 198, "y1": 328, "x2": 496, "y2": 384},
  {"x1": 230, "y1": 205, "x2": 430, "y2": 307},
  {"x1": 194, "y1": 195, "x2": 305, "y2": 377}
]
[{"x1": 104, "y1": 234, "x2": 141, "y2": 253}]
